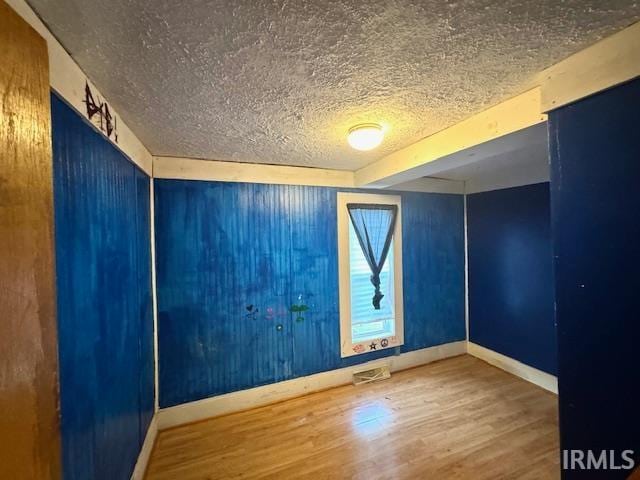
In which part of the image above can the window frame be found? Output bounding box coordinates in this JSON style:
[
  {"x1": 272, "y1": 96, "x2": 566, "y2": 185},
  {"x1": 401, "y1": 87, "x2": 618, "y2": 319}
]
[{"x1": 337, "y1": 192, "x2": 404, "y2": 358}]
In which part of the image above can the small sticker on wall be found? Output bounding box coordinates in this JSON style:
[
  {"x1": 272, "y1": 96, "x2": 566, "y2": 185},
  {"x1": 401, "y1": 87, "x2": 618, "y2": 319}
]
[
  {"x1": 245, "y1": 304, "x2": 259, "y2": 320},
  {"x1": 380, "y1": 338, "x2": 389, "y2": 348},
  {"x1": 289, "y1": 293, "x2": 309, "y2": 323},
  {"x1": 353, "y1": 344, "x2": 365, "y2": 354}
]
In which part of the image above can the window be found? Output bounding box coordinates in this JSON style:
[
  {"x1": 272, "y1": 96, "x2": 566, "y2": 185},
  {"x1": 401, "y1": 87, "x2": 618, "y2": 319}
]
[{"x1": 338, "y1": 192, "x2": 403, "y2": 357}]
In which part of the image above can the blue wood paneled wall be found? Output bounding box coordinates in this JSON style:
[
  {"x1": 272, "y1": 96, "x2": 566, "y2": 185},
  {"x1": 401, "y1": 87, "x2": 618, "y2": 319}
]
[
  {"x1": 52, "y1": 94, "x2": 154, "y2": 480},
  {"x1": 467, "y1": 183, "x2": 556, "y2": 374},
  {"x1": 549, "y1": 78, "x2": 640, "y2": 478},
  {"x1": 155, "y1": 180, "x2": 465, "y2": 408}
]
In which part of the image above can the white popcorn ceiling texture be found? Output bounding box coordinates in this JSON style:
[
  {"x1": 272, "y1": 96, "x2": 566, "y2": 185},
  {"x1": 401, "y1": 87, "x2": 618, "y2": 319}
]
[{"x1": 28, "y1": 0, "x2": 640, "y2": 170}]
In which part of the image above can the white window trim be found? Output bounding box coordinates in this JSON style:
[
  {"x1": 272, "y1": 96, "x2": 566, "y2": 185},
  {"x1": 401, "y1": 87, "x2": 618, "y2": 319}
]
[{"x1": 337, "y1": 192, "x2": 404, "y2": 358}]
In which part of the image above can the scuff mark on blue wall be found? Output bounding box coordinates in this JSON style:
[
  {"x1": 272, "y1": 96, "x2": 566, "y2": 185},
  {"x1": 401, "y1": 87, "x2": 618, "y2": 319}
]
[
  {"x1": 155, "y1": 180, "x2": 465, "y2": 408},
  {"x1": 52, "y1": 93, "x2": 154, "y2": 480}
]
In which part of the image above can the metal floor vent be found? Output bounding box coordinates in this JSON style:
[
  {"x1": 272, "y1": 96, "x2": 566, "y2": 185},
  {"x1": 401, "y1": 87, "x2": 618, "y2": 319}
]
[{"x1": 352, "y1": 365, "x2": 391, "y2": 385}]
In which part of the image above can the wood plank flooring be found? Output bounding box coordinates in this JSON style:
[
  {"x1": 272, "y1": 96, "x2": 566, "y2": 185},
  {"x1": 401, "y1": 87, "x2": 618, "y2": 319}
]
[{"x1": 146, "y1": 355, "x2": 559, "y2": 479}]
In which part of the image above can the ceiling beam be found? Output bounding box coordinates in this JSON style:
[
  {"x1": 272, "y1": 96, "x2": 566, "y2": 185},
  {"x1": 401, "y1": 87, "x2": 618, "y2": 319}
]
[
  {"x1": 354, "y1": 88, "x2": 547, "y2": 188},
  {"x1": 537, "y1": 21, "x2": 640, "y2": 112},
  {"x1": 384, "y1": 178, "x2": 464, "y2": 195}
]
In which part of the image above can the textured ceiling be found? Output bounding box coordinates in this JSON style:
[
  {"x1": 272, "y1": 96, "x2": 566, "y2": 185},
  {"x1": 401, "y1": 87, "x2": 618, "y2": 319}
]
[{"x1": 29, "y1": 0, "x2": 640, "y2": 170}]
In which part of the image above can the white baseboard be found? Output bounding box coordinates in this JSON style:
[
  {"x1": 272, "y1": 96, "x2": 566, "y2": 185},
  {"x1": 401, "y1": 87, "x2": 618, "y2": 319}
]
[
  {"x1": 467, "y1": 341, "x2": 558, "y2": 394},
  {"x1": 131, "y1": 414, "x2": 158, "y2": 480},
  {"x1": 157, "y1": 341, "x2": 467, "y2": 430}
]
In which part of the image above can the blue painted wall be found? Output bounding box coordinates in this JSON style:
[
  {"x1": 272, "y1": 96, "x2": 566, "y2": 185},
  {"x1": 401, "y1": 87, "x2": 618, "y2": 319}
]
[
  {"x1": 549, "y1": 78, "x2": 640, "y2": 478},
  {"x1": 155, "y1": 181, "x2": 465, "y2": 408},
  {"x1": 467, "y1": 183, "x2": 556, "y2": 375},
  {"x1": 52, "y1": 94, "x2": 154, "y2": 480}
]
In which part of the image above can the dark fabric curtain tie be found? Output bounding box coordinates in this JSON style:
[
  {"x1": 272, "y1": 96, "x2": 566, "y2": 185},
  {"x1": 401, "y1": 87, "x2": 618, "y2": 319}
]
[
  {"x1": 369, "y1": 273, "x2": 383, "y2": 309},
  {"x1": 347, "y1": 203, "x2": 398, "y2": 309}
]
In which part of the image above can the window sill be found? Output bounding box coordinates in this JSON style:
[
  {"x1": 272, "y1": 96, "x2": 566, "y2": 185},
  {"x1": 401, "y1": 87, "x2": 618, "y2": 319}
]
[{"x1": 341, "y1": 336, "x2": 403, "y2": 358}]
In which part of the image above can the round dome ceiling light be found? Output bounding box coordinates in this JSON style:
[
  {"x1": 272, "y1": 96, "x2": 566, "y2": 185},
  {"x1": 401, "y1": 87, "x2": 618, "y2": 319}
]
[{"x1": 347, "y1": 123, "x2": 384, "y2": 151}]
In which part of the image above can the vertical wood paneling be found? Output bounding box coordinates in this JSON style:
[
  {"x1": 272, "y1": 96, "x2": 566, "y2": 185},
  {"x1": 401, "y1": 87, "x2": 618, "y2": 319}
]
[
  {"x1": 135, "y1": 168, "x2": 155, "y2": 446},
  {"x1": 155, "y1": 180, "x2": 465, "y2": 408},
  {"x1": 401, "y1": 191, "x2": 466, "y2": 350},
  {"x1": 467, "y1": 183, "x2": 556, "y2": 375},
  {"x1": 52, "y1": 94, "x2": 154, "y2": 480},
  {"x1": 155, "y1": 181, "x2": 294, "y2": 407},
  {"x1": 0, "y1": 3, "x2": 61, "y2": 479},
  {"x1": 288, "y1": 185, "x2": 341, "y2": 376},
  {"x1": 549, "y1": 78, "x2": 640, "y2": 477}
]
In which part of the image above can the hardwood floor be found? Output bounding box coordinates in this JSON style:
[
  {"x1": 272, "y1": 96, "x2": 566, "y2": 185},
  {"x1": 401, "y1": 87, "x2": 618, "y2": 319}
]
[{"x1": 146, "y1": 355, "x2": 559, "y2": 479}]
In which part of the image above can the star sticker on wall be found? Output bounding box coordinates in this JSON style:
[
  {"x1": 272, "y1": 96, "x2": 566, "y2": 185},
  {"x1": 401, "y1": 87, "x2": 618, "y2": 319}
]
[{"x1": 369, "y1": 342, "x2": 377, "y2": 350}]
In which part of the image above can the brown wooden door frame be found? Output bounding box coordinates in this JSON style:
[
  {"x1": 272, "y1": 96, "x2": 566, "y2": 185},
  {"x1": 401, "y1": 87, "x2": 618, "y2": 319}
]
[{"x1": 0, "y1": 1, "x2": 61, "y2": 478}]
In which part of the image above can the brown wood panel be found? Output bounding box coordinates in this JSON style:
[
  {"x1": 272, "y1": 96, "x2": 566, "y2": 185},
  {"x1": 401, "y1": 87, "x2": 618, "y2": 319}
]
[
  {"x1": 0, "y1": 2, "x2": 61, "y2": 479},
  {"x1": 147, "y1": 355, "x2": 560, "y2": 480}
]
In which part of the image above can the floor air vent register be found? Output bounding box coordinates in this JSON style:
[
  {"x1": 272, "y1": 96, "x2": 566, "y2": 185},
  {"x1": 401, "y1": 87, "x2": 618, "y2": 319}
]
[{"x1": 352, "y1": 365, "x2": 391, "y2": 385}]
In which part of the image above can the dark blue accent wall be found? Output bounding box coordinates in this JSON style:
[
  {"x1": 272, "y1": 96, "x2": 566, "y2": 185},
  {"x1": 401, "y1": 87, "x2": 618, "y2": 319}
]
[
  {"x1": 155, "y1": 180, "x2": 465, "y2": 408},
  {"x1": 52, "y1": 94, "x2": 154, "y2": 480},
  {"x1": 467, "y1": 183, "x2": 556, "y2": 375},
  {"x1": 549, "y1": 78, "x2": 640, "y2": 478}
]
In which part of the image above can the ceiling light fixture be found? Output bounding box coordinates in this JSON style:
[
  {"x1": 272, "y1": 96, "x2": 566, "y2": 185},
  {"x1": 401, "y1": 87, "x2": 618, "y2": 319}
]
[{"x1": 347, "y1": 123, "x2": 384, "y2": 151}]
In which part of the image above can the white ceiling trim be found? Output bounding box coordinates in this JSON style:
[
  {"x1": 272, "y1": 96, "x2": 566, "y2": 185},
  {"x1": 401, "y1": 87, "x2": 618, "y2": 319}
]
[
  {"x1": 152, "y1": 156, "x2": 466, "y2": 193},
  {"x1": 538, "y1": 21, "x2": 640, "y2": 112},
  {"x1": 153, "y1": 156, "x2": 355, "y2": 188},
  {"x1": 11, "y1": 0, "x2": 640, "y2": 185},
  {"x1": 6, "y1": 0, "x2": 153, "y2": 175},
  {"x1": 25, "y1": 0, "x2": 640, "y2": 172}
]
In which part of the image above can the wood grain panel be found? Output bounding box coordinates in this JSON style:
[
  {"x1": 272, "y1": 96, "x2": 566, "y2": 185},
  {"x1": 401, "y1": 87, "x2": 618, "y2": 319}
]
[{"x1": 0, "y1": 2, "x2": 61, "y2": 479}]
